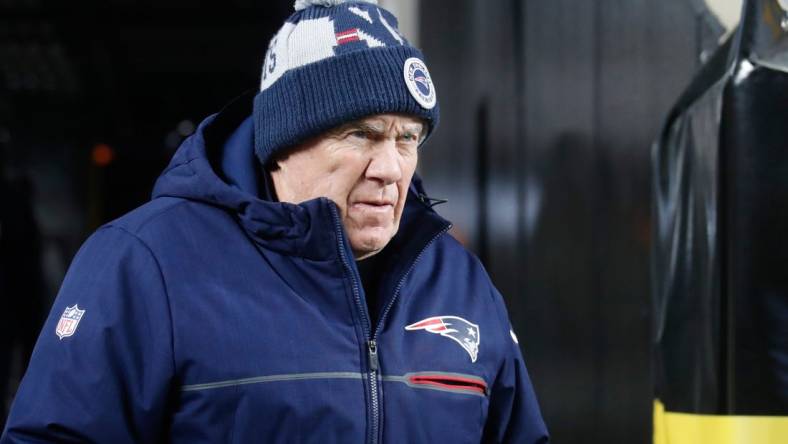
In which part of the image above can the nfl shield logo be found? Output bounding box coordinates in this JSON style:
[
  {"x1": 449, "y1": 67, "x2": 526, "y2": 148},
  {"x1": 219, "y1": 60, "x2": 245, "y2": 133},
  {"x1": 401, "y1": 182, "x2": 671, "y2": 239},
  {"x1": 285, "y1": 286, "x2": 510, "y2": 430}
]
[{"x1": 56, "y1": 305, "x2": 85, "y2": 340}]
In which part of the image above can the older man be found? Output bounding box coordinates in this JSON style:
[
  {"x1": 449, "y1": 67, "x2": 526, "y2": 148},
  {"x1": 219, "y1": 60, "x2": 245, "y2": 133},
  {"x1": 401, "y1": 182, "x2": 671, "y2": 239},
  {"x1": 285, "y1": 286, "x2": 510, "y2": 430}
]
[{"x1": 2, "y1": 1, "x2": 548, "y2": 442}]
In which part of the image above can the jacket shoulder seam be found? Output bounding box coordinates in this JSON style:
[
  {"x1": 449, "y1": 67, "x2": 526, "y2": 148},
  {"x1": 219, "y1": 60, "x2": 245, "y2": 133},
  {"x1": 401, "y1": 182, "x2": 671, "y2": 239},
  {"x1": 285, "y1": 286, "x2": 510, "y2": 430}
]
[
  {"x1": 437, "y1": 235, "x2": 513, "y2": 348},
  {"x1": 159, "y1": 156, "x2": 201, "y2": 176},
  {"x1": 113, "y1": 198, "x2": 194, "y2": 236},
  {"x1": 437, "y1": 234, "x2": 499, "y2": 303},
  {"x1": 99, "y1": 225, "x2": 178, "y2": 376}
]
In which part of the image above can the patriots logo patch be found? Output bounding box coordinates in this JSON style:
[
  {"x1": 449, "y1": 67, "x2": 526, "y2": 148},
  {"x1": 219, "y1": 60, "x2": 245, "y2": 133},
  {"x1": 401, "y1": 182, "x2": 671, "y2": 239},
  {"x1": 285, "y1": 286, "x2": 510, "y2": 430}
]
[
  {"x1": 403, "y1": 57, "x2": 436, "y2": 109},
  {"x1": 405, "y1": 316, "x2": 480, "y2": 362}
]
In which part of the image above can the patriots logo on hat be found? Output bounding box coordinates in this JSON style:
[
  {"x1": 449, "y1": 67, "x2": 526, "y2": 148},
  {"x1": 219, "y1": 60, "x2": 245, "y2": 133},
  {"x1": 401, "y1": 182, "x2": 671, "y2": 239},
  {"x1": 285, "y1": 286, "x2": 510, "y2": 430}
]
[
  {"x1": 405, "y1": 316, "x2": 480, "y2": 362},
  {"x1": 413, "y1": 71, "x2": 430, "y2": 95}
]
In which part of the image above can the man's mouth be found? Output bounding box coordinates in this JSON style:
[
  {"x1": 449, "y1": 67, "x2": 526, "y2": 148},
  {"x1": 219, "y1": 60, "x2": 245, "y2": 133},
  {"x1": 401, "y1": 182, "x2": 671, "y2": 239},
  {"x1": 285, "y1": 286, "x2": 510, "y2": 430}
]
[{"x1": 351, "y1": 200, "x2": 395, "y2": 212}]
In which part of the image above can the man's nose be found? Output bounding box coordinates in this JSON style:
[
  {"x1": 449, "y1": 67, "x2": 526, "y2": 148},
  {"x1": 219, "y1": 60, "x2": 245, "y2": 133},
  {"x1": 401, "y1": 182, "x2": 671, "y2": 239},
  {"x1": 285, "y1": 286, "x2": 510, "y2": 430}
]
[{"x1": 365, "y1": 140, "x2": 402, "y2": 185}]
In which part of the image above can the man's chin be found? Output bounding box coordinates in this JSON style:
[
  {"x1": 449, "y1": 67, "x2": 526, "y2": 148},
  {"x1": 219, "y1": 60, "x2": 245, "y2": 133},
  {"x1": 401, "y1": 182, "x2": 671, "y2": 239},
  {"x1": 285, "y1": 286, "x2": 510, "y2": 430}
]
[{"x1": 350, "y1": 229, "x2": 395, "y2": 260}]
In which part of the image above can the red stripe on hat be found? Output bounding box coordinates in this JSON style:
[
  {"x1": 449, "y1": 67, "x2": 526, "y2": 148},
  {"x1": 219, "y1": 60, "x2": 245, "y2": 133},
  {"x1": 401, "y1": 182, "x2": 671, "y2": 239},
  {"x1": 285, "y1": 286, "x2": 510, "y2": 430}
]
[
  {"x1": 336, "y1": 28, "x2": 360, "y2": 44},
  {"x1": 336, "y1": 28, "x2": 358, "y2": 37}
]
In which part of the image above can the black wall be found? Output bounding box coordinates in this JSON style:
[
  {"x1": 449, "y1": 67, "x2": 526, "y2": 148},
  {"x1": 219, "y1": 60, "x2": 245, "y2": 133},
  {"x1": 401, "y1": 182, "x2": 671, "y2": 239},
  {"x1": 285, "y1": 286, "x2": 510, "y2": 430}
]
[
  {"x1": 1, "y1": 0, "x2": 292, "y2": 292},
  {"x1": 0, "y1": 0, "x2": 293, "y2": 424},
  {"x1": 420, "y1": 1, "x2": 723, "y2": 442}
]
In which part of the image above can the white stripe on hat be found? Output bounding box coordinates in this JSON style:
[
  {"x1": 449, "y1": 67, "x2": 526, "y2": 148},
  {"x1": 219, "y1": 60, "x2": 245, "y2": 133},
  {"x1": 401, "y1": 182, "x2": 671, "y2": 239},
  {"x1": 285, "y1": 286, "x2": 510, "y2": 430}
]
[
  {"x1": 348, "y1": 5, "x2": 373, "y2": 23},
  {"x1": 378, "y1": 8, "x2": 403, "y2": 45}
]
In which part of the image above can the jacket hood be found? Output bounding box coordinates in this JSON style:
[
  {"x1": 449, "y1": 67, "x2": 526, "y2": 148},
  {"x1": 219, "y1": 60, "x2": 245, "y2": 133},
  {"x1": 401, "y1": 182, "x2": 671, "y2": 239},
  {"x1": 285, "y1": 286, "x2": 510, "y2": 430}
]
[{"x1": 151, "y1": 92, "x2": 449, "y2": 262}]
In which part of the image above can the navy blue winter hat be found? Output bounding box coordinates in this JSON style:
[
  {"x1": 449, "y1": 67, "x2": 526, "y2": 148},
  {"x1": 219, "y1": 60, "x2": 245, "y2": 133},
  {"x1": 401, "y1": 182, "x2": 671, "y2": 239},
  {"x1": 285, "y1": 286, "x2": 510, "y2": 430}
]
[{"x1": 253, "y1": 0, "x2": 440, "y2": 166}]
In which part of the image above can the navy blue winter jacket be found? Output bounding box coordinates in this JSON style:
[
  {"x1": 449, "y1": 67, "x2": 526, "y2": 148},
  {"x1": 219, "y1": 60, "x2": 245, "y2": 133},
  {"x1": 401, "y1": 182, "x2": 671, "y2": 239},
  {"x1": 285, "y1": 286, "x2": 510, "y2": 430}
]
[{"x1": 2, "y1": 96, "x2": 548, "y2": 443}]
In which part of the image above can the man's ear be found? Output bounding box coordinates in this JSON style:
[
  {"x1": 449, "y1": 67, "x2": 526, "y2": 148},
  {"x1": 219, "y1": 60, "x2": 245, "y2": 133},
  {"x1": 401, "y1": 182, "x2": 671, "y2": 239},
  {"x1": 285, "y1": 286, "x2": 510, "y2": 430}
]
[
  {"x1": 265, "y1": 143, "x2": 302, "y2": 172},
  {"x1": 266, "y1": 159, "x2": 282, "y2": 172},
  {"x1": 265, "y1": 149, "x2": 291, "y2": 172}
]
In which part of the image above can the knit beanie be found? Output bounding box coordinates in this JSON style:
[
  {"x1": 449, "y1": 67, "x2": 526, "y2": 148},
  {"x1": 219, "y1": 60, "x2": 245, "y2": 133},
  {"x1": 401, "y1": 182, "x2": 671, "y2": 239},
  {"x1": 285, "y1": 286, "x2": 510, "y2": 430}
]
[{"x1": 253, "y1": 0, "x2": 439, "y2": 166}]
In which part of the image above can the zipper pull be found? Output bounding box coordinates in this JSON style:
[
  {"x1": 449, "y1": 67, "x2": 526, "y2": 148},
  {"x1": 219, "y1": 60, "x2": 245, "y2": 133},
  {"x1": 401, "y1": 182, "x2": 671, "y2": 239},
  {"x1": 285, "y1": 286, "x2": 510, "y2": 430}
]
[{"x1": 368, "y1": 340, "x2": 379, "y2": 372}]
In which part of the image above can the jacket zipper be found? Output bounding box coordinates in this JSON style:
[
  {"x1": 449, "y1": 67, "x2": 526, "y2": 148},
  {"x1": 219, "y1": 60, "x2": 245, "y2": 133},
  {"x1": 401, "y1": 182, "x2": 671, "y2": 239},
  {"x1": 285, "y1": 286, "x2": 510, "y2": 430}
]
[
  {"x1": 367, "y1": 224, "x2": 450, "y2": 443},
  {"x1": 367, "y1": 339, "x2": 380, "y2": 443},
  {"x1": 329, "y1": 203, "x2": 378, "y2": 444},
  {"x1": 329, "y1": 200, "x2": 451, "y2": 444}
]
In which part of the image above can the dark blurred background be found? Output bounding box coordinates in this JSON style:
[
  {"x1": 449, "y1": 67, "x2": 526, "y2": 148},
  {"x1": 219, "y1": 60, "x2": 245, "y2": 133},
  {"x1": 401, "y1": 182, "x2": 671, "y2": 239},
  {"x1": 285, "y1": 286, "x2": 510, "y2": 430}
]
[{"x1": 1, "y1": 0, "x2": 739, "y2": 442}]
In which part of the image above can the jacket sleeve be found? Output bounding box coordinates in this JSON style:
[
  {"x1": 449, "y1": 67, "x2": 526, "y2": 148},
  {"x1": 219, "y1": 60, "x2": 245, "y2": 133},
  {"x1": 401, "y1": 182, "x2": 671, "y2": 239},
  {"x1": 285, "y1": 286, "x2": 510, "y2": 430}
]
[
  {"x1": 1, "y1": 226, "x2": 175, "y2": 443},
  {"x1": 482, "y1": 287, "x2": 550, "y2": 444}
]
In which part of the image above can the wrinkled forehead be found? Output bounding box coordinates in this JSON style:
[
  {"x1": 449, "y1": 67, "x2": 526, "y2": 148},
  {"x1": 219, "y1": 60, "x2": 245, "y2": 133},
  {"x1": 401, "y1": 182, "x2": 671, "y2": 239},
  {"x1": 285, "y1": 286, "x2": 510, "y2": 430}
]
[
  {"x1": 332, "y1": 113, "x2": 427, "y2": 135},
  {"x1": 267, "y1": 113, "x2": 426, "y2": 169}
]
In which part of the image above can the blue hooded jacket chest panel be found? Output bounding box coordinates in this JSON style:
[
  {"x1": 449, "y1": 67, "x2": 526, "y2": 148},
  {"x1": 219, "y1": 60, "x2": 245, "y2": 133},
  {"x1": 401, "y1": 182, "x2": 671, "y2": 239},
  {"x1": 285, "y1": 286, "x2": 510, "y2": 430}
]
[{"x1": 1, "y1": 95, "x2": 549, "y2": 443}]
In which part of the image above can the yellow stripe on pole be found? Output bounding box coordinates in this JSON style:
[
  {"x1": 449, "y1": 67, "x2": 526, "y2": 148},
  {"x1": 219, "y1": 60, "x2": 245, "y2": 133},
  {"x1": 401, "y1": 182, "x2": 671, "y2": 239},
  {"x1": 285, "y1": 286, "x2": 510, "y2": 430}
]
[{"x1": 654, "y1": 399, "x2": 788, "y2": 444}]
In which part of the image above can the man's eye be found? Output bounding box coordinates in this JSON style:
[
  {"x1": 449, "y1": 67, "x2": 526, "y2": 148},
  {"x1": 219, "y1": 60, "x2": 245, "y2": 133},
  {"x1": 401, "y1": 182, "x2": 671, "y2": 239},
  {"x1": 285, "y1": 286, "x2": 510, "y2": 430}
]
[
  {"x1": 349, "y1": 130, "x2": 369, "y2": 139},
  {"x1": 400, "y1": 133, "x2": 419, "y2": 143}
]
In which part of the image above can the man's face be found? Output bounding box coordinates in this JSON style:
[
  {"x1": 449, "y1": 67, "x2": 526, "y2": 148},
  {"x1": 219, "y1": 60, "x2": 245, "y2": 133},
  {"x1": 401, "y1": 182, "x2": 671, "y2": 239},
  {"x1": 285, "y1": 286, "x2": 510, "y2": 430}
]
[{"x1": 270, "y1": 113, "x2": 425, "y2": 260}]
